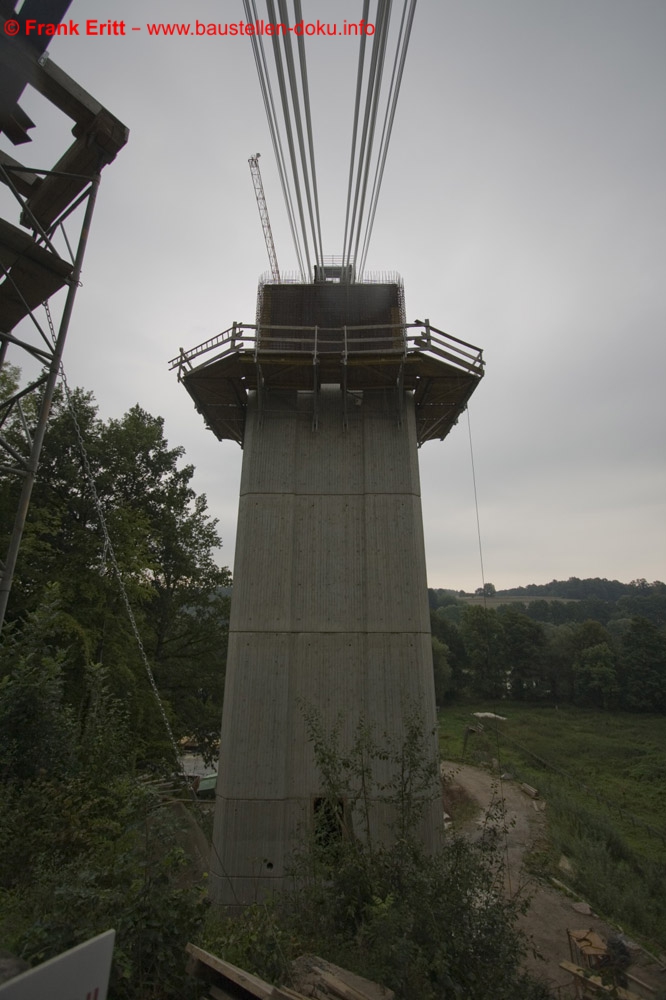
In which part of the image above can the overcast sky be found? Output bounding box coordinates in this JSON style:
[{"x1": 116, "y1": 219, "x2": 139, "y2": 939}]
[{"x1": 3, "y1": 0, "x2": 665, "y2": 591}]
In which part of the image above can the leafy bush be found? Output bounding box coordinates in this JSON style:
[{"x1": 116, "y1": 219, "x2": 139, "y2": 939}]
[
  {"x1": 202, "y1": 713, "x2": 553, "y2": 1000},
  {"x1": 0, "y1": 604, "x2": 208, "y2": 999}
]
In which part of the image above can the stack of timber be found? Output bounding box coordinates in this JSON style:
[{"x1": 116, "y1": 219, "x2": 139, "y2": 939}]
[
  {"x1": 565, "y1": 928, "x2": 659, "y2": 998},
  {"x1": 186, "y1": 945, "x2": 394, "y2": 1000},
  {"x1": 559, "y1": 961, "x2": 643, "y2": 999}
]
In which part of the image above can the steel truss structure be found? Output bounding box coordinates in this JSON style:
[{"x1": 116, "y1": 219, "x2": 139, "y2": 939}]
[{"x1": 0, "y1": 2, "x2": 128, "y2": 628}]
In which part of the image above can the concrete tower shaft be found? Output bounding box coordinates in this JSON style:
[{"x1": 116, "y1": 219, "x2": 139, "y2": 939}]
[
  {"x1": 211, "y1": 385, "x2": 441, "y2": 905},
  {"x1": 171, "y1": 278, "x2": 484, "y2": 907}
]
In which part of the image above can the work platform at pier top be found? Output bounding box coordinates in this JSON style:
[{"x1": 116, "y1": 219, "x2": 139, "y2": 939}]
[{"x1": 170, "y1": 273, "x2": 484, "y2": 448}]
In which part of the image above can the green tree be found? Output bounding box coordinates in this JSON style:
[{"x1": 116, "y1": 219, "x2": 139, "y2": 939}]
[
  {"x1": 431, "y1": 635, "x2": 452, "y2": 704},
  {"x1": 573, "y1": 642, "x2": 618, "y2": 709},
  {"x1": 0, "y1": 582, "x2": 208, "y2": 1000},
  {"x1": 498, "y1": 607, "x2": 546, "y2": 700},
  {"x1": 0, "y1": 596, "x2": 77, "y2": 784},
  {"x1": 541, "y1": 623, "x2": 576, "y2": 702},
  {"x1": 618, "y1": 617, "x2": 666, "y2": 712},
  {"x1": 0, "y1": 383, "x2": 230, "y2": 759},
  {"x1": 460, "y1": 605, "x2": 505, "y2": 699},
  {"x1": 431, "y1": 612, "x2": 467, "y2": 694}
]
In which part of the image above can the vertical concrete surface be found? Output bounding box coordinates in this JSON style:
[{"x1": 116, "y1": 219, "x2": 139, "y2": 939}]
[{"x1": 209, "y1": 386, "x2": 443, "y2": 907}]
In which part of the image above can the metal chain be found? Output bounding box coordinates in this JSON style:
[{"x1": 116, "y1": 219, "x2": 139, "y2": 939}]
[
  {"x1": 42, "y1": 300, "x2": 182, "y2": 768},
  {"x1": 41, "y1": 301, "x2": 245, "y2": 904}
]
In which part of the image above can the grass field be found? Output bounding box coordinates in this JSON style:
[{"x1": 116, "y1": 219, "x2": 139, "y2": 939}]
[{"x1": 438, "y1": 701, "x2": 666, "y2": 951}]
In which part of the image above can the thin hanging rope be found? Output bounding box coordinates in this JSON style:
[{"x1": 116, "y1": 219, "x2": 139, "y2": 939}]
[
  {"x1": 466, "y1": 406, "x2": 486, "y2": 597},
  {"x1": 466, "y1": 404, "x2": 512, "y2": 895}
]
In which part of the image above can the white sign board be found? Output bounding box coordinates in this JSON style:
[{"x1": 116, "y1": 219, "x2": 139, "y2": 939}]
[{"x1": 0, "y1": 930, "x2": 115, "y2": 1000}]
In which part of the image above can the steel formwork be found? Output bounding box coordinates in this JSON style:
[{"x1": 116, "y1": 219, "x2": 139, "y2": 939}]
[{"x1": 0, "y1": 2, "x2": 128, "y2": 627}]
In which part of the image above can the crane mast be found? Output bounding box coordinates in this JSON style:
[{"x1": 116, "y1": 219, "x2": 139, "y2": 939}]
[{"x1": 248, "y1": 153, "x2": 280, "y2": 283}]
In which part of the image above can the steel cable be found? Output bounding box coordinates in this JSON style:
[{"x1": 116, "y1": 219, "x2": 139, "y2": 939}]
[
  {"x1": 266, "y1": 0, "x2": 313, "y2": 278},
  {"x1": 294, "y1": 0, "x2": 325, "y2": 267},
  {"x1": 342, "y1": 0, "x2": 371, "y2": 269},
  {"x1": 244, "y1": 0, "x2": 307, "y2": 279},
  {"x1": 245, "y1": 0, "x2": 418, "y2": 279},
  {"x1": 351, "y1": 0, "x2": 394, "y2": 269},
  {"x1": 278, "y1": 0, "x2": 322, "y2": 270},
  {"x1": 343, "y1": 0, "x2": 388, "y2": 266},
  {"x1": 358, "y1": 0, "x2": 417, "y2": 275}
]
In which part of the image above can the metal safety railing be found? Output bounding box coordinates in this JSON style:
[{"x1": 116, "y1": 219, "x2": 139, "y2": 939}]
[{"x1": 169, "y1": 319, "x2": 484, "y2": 379}]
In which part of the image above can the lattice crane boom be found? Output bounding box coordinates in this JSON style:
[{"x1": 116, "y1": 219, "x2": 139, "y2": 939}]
[{"x1": 248, "y1": 153, "x2": 280, "y2": 282}]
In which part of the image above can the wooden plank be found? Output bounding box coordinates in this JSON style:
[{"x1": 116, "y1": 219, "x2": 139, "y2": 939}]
[
  {"x1": 272, "y1": 988, "x2": 311, "y2": 1000},
  {"x1": 313, "y1": 969, "x2": 380, "y2": 1000},
  {"x1": 626, "y1": 971, "x2": 656, "y2": 993},
  {"x1": 186, "y1": 944, "x2": 275, "y2": 999},
  {"x1": 559, "y1": 961, "x2": 643, "y2": 1000}
]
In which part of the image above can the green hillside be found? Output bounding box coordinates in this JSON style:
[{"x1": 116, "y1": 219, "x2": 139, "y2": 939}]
[{"x1": 439, "y1": 701, "x2": 666, "y2": 951}]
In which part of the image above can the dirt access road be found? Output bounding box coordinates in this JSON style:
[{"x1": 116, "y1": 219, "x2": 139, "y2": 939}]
[{"x1": 441, "y1": 762, "x2": 665, "y2": 997}]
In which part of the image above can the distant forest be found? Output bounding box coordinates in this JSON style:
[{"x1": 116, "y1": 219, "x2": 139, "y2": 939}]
[{"x1": 427, "y1": 578, "x2": 666, "y2": 713}]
